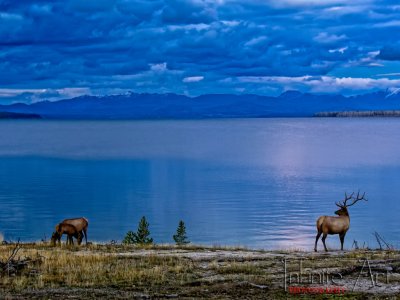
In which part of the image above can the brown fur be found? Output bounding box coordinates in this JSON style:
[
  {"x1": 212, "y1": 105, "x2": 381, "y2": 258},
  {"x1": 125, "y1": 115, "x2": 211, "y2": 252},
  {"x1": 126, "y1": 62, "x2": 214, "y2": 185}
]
[
  {"x1": 314, "y1": 191, "x2": 367, "y2": 252},
  {"x1": 61, "y1": 217, "x2": 89, "y2": 244},
  {"x1": 51, "y1": 223, "x2": 82, "y2": 246},
  {"x1": 314, "y1": 208, "x2": 349, "y2": 252}
]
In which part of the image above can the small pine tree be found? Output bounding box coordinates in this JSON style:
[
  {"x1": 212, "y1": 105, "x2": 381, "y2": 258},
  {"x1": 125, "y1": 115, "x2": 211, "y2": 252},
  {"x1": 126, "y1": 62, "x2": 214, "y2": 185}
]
[
  {"x1": 122, "y1": 230, "x2": 135, "y2": 244},
  {"x1": 173, "y1": 220, "x2": 190, "y2": 245},
  {"x1": 123, "y1": 216, "x2": 153, "y2": 244},
  {"x1": 133, "y1": 216, "x2": 153, "y2": 244}
]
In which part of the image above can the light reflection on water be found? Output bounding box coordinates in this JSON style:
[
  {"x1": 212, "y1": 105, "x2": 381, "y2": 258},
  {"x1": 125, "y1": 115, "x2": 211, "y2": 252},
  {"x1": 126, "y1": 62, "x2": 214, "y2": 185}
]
[{"x1": 0, "y1": 118, "x2": 399, "y2": 250}]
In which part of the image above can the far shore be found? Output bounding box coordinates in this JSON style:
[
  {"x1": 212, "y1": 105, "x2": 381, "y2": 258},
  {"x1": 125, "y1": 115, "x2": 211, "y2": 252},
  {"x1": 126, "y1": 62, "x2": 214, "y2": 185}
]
[
  {"x1": 0, "y1": 242, "x2": 399, "y2": 299},
  {"x1": 315, "y1": 110, "x2": 400, "y2": 117}
]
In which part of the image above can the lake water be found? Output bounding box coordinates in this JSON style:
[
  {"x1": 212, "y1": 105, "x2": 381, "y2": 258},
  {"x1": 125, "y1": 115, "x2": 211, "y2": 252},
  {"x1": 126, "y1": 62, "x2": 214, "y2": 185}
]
[{"x1": 0, "y1": 118, "x2": 399, "y2": 250}]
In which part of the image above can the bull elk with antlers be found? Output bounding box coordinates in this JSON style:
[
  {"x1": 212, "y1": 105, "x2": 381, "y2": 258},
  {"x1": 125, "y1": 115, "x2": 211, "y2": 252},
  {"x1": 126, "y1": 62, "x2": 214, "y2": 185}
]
[{"x1": 314, "y1": 191, "x2": 367, "y2": 252}]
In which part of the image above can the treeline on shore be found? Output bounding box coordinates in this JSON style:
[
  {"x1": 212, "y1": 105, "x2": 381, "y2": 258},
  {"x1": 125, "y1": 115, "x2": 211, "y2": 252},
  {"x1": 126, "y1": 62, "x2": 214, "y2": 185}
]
[
  {"x1": 0, "y1": 111, "x2": 42, "y2": 119},
  {"x1": 315, "y1": 110, "x2": 400, "y2": 117}
]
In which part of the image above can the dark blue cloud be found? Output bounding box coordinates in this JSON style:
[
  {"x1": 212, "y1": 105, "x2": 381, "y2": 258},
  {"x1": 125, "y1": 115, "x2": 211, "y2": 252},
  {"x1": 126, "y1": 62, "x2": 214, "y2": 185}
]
[
  {"x1": 377, "y1": 45, "x2": 400, "y2": 61},
  {"x1": 161, "y1": 0, "x2": 217, "y2": 24},
  {"x1": 1, "y1": 0, "x2": 400, "y2": 103}
]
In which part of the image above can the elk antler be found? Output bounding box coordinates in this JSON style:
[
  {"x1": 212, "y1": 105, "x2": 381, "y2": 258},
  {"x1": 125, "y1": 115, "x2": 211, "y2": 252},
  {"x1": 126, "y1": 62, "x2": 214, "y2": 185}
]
[
  {"x1": 346, "y1": 190, "x2": 367, "y2": 207},
  {"x1": 336, "y1": 192, "x2": 354, "y2": 208}
]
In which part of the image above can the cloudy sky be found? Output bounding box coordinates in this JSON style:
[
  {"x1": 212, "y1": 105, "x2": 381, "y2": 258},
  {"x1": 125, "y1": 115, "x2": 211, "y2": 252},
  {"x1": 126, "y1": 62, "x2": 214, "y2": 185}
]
[{"x1": 1, "y1": 0, "x2": 400, "y2": 103}]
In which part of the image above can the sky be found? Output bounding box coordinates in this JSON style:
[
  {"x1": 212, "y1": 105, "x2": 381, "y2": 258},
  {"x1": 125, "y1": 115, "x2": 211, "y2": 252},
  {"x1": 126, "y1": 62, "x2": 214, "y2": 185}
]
[{"x1": 1, "y1": 0, "x2": 400, "y2": 103}]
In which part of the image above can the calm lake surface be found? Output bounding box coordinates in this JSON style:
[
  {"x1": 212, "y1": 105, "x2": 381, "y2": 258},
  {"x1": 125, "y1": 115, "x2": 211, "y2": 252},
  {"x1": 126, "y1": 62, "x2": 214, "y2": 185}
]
[{"x1": 0, "y1": 118, "x2": 399, "y2": 250}]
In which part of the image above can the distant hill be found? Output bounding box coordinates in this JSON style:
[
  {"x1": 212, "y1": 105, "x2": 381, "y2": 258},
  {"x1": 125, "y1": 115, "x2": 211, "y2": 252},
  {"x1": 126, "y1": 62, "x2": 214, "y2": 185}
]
[
  {"x1": 0, "y1": 111, "x2": 42, "y2": 119},
  {"x1": 0, "y1": 90, "x2": 400, "y2": 119}
]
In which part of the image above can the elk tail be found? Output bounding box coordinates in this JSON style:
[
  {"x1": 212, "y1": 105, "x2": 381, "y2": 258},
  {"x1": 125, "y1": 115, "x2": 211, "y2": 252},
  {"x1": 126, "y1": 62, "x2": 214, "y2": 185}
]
[{"x1": 316, "y1": 216, "x2": 325, "y2": 233}]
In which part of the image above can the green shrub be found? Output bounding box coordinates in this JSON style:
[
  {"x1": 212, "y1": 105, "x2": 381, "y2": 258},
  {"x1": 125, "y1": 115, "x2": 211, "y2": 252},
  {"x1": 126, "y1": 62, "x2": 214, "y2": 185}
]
[{"x1": 123, "y1": 216, "x2": 153, "y2": 244}]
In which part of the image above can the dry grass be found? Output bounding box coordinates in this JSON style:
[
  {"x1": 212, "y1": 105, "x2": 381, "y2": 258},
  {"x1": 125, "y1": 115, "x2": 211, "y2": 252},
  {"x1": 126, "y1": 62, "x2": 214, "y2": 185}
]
[
  {"x1": 0, "y1": 243, "x2": 399, "y2": 299},
  {"x1": 0, "y1": 244, "x2": 196, "y2": 292}
]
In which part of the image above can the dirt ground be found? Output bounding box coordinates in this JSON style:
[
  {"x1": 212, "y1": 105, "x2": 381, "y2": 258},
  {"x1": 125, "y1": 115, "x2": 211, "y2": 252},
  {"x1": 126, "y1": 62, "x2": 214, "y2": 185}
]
[{"x1": 0, "y1": 243, "x2": 399, "y2": 299}]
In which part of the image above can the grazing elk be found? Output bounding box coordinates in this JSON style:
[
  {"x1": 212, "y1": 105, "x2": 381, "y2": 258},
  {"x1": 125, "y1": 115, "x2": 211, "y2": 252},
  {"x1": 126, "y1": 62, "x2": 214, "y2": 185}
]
[
  {"x1": 51, "y1": 223, "x2": 82, "y2": 246},
  {"x1": 314, "y1": 191, "x2": 367, "y2": 252},
  {"x1": 61, "y1": 217, "x2": 89, "y2": 244}
]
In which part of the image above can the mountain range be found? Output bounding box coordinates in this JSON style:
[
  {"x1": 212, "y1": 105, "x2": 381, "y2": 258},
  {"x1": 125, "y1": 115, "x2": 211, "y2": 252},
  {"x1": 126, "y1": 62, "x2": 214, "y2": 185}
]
[{"x1": 1, "y1": 90, "x2": 400, "y2": 119}]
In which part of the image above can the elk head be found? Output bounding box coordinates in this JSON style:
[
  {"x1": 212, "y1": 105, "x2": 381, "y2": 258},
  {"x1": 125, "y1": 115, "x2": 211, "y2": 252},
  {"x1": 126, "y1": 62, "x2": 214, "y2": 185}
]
[
  {"x1": 335, "y1": 191, "x2": 367, "y2": 216},
  {"x1": 50, "y1": 231, "x2": 60, "y2": 246}
]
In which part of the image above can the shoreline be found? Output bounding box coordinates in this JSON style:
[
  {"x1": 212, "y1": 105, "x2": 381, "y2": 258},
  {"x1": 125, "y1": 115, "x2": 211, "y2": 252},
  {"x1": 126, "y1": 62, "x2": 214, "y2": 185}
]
[{"x1": 0, "y1": 242, "x2": 399, "y2": 298}]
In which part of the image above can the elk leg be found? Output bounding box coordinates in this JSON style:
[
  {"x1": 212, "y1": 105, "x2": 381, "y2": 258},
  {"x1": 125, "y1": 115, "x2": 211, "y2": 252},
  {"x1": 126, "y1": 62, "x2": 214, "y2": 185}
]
[
  {"x1": 77, "y1": 232, "x2": 83, "y2": 245},
  {"x1": 339, "y1": 233, "x2": 346, "y2": 251},
  {"x1": 81, "y1": 230, "x2": 85, "y2": 245},
  {"x1": 83, "y1": 228, "x2": 88, "y2": 244},
  {"x1": 322, "y1": 233, "x2": 328, "y2": 252},
  {"x1": 314, "y1": 231, "x2": 322, "y2": 252}
]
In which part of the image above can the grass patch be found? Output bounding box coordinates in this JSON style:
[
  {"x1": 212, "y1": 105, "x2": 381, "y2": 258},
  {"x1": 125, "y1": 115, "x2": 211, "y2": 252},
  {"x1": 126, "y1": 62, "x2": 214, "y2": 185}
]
[{"x1": 0, "y1": 243, "x2": 399, "y2": 298}]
